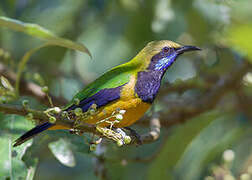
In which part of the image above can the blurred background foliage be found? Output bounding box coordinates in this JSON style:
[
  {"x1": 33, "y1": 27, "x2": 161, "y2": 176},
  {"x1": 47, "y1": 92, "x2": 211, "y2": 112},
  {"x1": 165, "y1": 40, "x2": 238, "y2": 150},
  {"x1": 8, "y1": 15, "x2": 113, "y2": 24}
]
[{"x1": 0, "y1": 0, "x2": 252, "y2": 180}]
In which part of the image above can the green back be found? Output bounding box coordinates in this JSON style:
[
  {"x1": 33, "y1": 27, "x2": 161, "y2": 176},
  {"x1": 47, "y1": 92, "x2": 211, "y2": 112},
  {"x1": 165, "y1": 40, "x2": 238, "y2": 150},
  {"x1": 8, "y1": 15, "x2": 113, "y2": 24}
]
[{"x1": 64, "y1": 61, "x2": 139, "y2": 109}]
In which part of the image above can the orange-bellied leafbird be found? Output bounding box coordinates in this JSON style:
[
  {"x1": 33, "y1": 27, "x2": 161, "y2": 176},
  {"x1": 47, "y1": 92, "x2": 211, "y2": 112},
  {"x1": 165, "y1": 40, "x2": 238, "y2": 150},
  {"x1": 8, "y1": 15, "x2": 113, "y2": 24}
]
[{"x1": 14, "y1": 40, "x2": 200, "y2": 146}]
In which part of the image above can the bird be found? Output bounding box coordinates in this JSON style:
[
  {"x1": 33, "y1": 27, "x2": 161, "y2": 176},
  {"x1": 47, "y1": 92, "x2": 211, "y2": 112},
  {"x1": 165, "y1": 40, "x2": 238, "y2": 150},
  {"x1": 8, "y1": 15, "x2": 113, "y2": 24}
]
[{"x1": 13, "y1": 40, "x2": 200, "y2": 147}]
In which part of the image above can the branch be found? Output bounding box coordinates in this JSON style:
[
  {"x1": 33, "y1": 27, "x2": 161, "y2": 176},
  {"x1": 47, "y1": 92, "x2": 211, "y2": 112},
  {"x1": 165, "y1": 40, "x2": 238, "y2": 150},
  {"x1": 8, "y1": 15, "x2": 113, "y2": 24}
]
[
  {"x1": 159, "y1": 78, "x2": 211, "y2": 94},
  {"x1": 0, "y1": 103, "x2": 159, "y2": 145},
  {"x1": 0, "y1": 106, "x2": 102, "y2": 137},
  {"x1": 0, "y1": 104, "x2": 156, "y2": 145},
  {"x1": 140, "y1": 114, "x2": 161, "y2": 144},
  {"x1": 235, "y1": 89, "x2": 252, "y2": 119},
  {"x1": 0, "y1": 104, "x2": 47, "y2": 121}
]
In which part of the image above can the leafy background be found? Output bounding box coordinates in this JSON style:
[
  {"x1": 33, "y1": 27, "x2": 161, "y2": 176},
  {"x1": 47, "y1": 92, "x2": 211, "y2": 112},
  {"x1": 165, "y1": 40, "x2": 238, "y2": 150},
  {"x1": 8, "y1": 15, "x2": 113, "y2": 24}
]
[{"x1": 0, "y1": 0, "x2": 252, "y2": 180}]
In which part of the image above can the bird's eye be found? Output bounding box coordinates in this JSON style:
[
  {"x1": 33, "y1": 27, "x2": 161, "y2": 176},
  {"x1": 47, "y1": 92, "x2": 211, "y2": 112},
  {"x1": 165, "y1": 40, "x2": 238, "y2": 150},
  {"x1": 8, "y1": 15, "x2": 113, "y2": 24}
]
[{"x1": 163, "y1": 47, "x2": 170, "y2": 53}]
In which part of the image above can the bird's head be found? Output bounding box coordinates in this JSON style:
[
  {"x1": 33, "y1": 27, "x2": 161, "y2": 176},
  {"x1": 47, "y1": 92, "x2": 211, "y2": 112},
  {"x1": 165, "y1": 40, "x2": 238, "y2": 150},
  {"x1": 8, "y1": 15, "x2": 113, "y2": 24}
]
[{"x1": 134, "y1": 40, "x2": 201, "y2": 71}]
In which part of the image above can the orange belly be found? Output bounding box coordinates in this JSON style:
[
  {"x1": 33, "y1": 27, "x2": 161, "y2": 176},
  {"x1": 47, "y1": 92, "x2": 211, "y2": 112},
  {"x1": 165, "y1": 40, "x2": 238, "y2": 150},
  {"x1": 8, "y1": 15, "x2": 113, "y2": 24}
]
[{"x1": 82, "y1": 98, "x2": 150, "y2": 127}]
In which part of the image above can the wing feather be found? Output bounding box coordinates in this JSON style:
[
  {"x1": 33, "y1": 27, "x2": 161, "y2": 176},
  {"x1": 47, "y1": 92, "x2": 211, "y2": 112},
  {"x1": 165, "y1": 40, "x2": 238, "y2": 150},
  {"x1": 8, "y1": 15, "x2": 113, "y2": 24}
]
[
  {"x1": 64, "y1": 62, "x2": 137, "y2": 111},
  {"x1": 67, "y1": 84, "x2": 125, "y2": 112}
]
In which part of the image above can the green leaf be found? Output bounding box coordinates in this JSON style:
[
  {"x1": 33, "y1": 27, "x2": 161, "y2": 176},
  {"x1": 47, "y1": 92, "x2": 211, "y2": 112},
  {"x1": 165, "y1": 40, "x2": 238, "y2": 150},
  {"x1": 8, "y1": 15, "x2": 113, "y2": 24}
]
[
  {"x1": 48, "y1": 138, "x2": 76, "y2": 167},
  {"x1": 147, "y1": 111, "x2": 220, "y2": 180},
  {"x1": 0, "y1": 16, "x2": 91, "y2": 57},
  {"x1": 174, "y1": 114, "x2": 246, "y2": 180},
  {"x1": 1, "y1": 76, "x2": 14, "y2": 92},
  {"x1": 226, "y1": 24, "x2": 252, "y2": 63},
  {"x1": 0, "y1": 115, "x2": 37, "y2": 180},
  {"x1": 0, "y1": 16, "x2": 91, "y2": 96}
]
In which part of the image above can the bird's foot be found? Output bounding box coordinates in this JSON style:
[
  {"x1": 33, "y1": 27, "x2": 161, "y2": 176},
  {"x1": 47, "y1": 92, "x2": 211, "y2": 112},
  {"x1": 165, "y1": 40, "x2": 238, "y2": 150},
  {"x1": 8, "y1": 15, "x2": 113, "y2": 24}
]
[
  {"x1": 95, "y1": 108, "x2": 126, "y2": 129},
  {"x1": 124, "y1": 127, "x2": 142, "y2": 145},
  {"x1": 96, "y1": 119, "x2": 121, "y2": 129},
  {"x1": 96, "y1": 126, "x2": 131, "y2": 146}
]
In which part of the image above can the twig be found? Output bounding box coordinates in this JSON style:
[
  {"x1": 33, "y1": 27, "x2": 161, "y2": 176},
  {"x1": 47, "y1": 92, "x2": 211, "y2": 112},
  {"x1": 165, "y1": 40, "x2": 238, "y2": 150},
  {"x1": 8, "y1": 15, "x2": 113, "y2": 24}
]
[
  {"x1": 235, "y1": 89, "x2": 252, "y2": 119},
  {"x1": 159, "y1": 78, "x2": 211, "y2": 94},
  {"x1": 140, "y1": 114, "x2": 161, "y2": 144}
]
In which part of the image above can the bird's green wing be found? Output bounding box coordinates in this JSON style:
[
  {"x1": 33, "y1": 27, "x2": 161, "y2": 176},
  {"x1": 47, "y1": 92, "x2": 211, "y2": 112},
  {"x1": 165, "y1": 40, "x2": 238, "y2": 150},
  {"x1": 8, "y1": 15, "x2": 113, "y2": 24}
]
[{"x1": 63, "y1": 62, "x2": 137, "y2": 111}]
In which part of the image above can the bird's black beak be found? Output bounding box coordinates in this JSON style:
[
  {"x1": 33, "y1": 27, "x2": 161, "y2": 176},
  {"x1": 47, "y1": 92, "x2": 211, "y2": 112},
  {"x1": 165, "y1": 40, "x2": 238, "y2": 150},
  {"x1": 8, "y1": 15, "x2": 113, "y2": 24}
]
[{"x1": 176, "y1": 45, "x2": 201, "y2": 54}]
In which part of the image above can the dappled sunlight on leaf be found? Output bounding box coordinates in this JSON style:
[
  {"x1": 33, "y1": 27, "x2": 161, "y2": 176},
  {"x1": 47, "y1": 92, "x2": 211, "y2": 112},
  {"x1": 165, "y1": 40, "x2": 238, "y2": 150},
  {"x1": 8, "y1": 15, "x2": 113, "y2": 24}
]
[
  {"x1": 148, "y1": 111, "x2": 220, "y2": 180},
  {"x1": 48, "y1": 138, "x2": 76, "y2": 167},
  {"x1": 0, "y1": 115, "x2": 36, "y2": 180},
  {"x1": 0, "y1": 16, "x2": 91, "y2": 57},
  {"x1": 175, "y1": 114, "x2": 246, "y2": 180},
  {"x1": 226, "y1": 24, "x2": 252, "y2": 63}
]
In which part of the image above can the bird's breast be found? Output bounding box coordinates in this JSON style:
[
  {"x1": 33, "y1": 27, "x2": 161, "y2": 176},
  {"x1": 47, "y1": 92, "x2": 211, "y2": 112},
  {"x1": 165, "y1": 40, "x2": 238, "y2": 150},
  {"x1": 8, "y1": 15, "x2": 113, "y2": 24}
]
[
  {"x1": 82, "y1": 75, "x2": 151, "y2": 127},
  {"x1": 135, "y1": 70, "x2": 163, "y2": 103}
]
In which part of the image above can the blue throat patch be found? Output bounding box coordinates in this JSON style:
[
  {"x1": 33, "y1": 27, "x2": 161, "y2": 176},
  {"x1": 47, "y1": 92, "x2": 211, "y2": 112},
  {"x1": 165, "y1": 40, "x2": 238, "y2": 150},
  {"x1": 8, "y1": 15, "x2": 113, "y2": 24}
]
[
  {"x1": 147, "y1": 48, "x2": 178, "y2": 71},
  {"x1": 154, "y1": 53, "x2": 177, "y2": 70}
]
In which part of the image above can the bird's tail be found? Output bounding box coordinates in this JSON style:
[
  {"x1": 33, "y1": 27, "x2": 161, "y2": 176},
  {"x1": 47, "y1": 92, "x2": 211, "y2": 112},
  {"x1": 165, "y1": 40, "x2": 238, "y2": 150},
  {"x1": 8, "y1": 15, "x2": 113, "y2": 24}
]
[{"x1": 13, "y1": 122, "x2": 54, "y2": 147}]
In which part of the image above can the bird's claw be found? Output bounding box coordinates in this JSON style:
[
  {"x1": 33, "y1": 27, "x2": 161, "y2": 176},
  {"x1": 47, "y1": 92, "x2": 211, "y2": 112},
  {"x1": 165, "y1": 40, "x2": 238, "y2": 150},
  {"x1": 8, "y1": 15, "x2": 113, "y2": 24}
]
[
  {"x1": 96, "y1": 126, "x2": 131, "y2": 146},
  {"x1": 124, "y1": 127, "x2": 142, "y2": 145}
]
